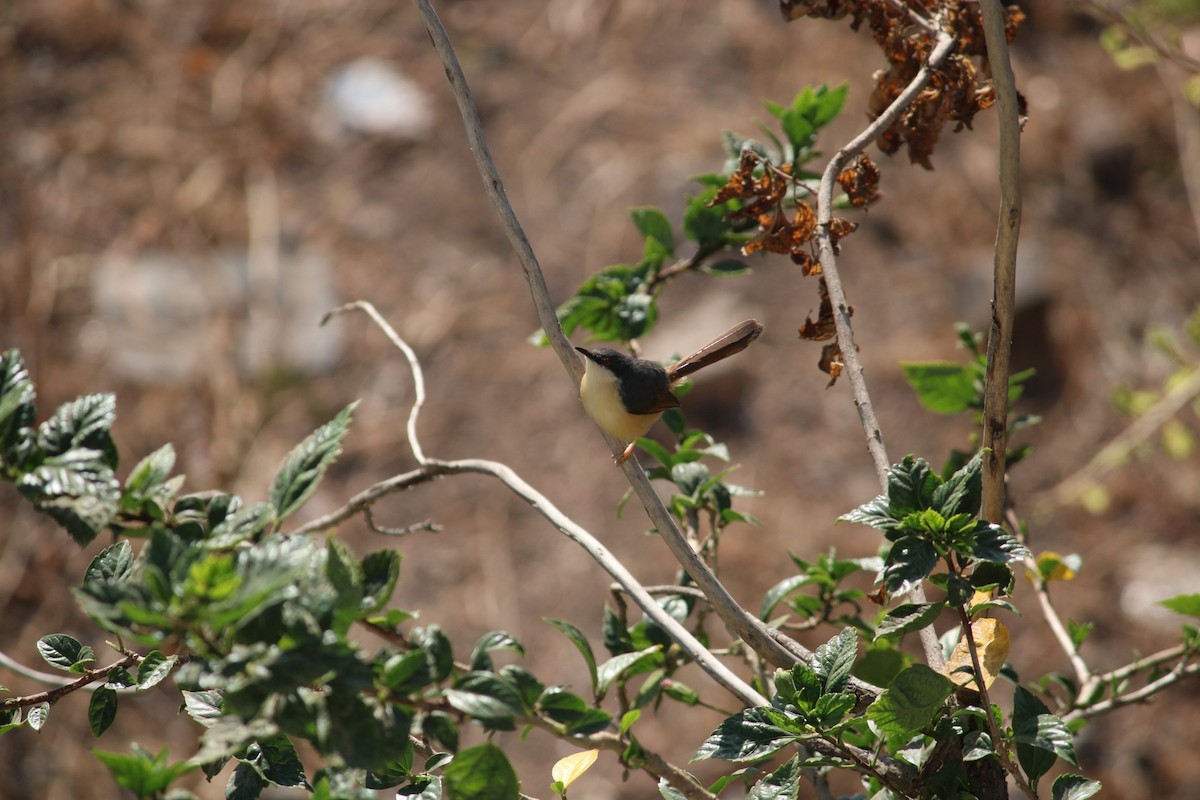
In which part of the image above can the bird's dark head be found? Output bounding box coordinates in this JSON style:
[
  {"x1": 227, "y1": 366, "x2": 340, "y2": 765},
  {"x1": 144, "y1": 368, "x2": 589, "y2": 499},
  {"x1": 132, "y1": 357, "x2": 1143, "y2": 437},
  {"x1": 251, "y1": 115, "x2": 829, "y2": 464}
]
[{"x1": 575, "y1": 346, "x2": 636, "y2": 375}]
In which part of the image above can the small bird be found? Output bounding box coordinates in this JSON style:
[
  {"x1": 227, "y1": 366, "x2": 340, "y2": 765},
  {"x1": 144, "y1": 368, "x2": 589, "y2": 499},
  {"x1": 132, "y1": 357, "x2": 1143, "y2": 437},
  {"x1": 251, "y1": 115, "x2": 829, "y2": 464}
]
[{"x1": 576, "y1": 319, "x2": 764, "y2": 463}]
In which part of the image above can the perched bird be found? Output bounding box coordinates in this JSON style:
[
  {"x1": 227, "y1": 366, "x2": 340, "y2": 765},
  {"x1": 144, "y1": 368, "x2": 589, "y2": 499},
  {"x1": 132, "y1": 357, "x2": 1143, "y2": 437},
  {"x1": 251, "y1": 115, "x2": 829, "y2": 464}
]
[{"x1": 576, "y1": 319, "x2": 764, "y2": 463}]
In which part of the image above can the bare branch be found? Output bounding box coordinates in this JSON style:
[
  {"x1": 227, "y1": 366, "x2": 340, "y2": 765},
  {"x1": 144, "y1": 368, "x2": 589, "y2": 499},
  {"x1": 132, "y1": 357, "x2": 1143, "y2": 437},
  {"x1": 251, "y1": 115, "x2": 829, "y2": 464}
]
[
  {"x1": 409, "y1": 0, "x2": 581, "y2": 383},
  {"x1": 978, "y1": 0, "x2": 1024, "y2": 525},
  {"x1": 0, "y1": 652, "x2": 142, "y2": 710},
  {"x1": 1065, "y1": 657, "x2": 1200, "y2": 724},
  {"x1": 814, "y1": 28, "x2": 957, "y2": 672}
]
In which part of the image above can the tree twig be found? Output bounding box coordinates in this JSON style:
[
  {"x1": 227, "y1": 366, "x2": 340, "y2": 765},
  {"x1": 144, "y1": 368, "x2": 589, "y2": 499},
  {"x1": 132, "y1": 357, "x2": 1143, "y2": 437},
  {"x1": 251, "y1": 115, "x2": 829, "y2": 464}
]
[
  {"x1": 0, "y1": 652, "x2": 142, "y2": 710},
  {"x1": 410, "y1": 0, "x2": 829, "y2": 681},
  {"x1": 323, "y1": 301, "x2": 429, "y2": 465},
  {"x1": 977, "y1": 0, "x2": 1024, "y2": 525},
  {"x1": 814, "y1": 27, "x2": 958, "y2": 672}
]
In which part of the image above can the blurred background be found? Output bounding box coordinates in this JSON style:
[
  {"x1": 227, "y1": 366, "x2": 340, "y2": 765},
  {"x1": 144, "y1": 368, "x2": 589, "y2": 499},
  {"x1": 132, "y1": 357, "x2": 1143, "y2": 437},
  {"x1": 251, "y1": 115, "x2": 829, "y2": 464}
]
[{"x1": 2, "y1": 0, "x2": 1199, "y2": 797}]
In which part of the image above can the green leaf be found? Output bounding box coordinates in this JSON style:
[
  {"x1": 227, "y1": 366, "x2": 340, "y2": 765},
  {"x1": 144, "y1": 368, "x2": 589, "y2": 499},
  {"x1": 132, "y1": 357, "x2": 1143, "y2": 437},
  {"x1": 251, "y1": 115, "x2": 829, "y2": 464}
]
[
  {"x1": 27, "y1": 702, "x2": 49, "y2": 732},
  {"x1": 748, "y1": 754, "x2": 802, "y2": 800},
  {"x1": 1160, "y1": 593, "x2": 1200, "y2": 618},
  {"x1": 853, "y1": 644, "x2": 908, "y2": 687},
  {"x1": 256, "y1": 733, "x2": 309, "y2": 788},
  {"x1": 693, "y1": 707, "x2": 799, "y2": 763},
  {"x1": 555, "y1": 263, "x2": 658, "y2": 342},
  {"x1": 469, "y1": 631, "x2": 524, "y2": 672},
  {"x1": 881, "y1": 536, "x2": 939, "y2": 595},
  {"x1": 268, "y1": 402, "x2": 358, "y2": 522},
  {"x1": 19, "y1": 459, "x2": 121, "y2": 545},
  {"x1": 94, "y1": 744, "x2": 197, "y2": 798},
  {"x1": 445, "y1": 684, "x2": 522, "y2": 730},
  {"x1": 0, "y1": 349, "x2": 37, "y2": 464},
  {"x1": 838, "y1": 494, "x2": 899, "y2": 532},
  {"x1": 443, "y1": 743, "x2": 519, "y2": 800},
  {"x1": 227, "y1": 760, "x2": 268, "y2": 799},
  {"x1": 931, "y1": 449, "x2": 983, "y2": 518},
  {"x1": 704, "y1": 259, "x2": 751, "y2": 276},
  {"x1": 969, "y1": 523, "x2": 1032, "y2": 564},
  {"x1": 1013, "y1": 686, "x2": 1075, "y2": 786},
  {"x1": 38, "y1": 393, "x2": 117, "y2": 465},
  {"x1": 1052, "y1": 774, "x2": 1103, "y2": 800},
  {"x1": 423, "y1": 711, "x2": 459, "y2": 753},
  {"x1": 812, "y1": 692, "x2": 855, "y2": 727},
  {"x1": 136, "y1": 651, "x2": 176, "y2": 689},
  {"x1": 597, "y1": 646, "x2": 662, "y2": 695},
  {"x1": 544, "y1": 618, "x2": 599, "y2": 692},
  {"x1": 88, "y1": 685, "x2": 118, "y2": 736},
  {"x1": 205, "y1": 502, "x2": 276, "y2": 549},
  {"x1": 810, "y1": 627, "x2": 857, "y2": 693},
  {"x1": 682, "y1": 190, "x2": 731, "y2": 248},
  {"x1": 630, "y1": 206, "x2": 675, "y2": 257},
  {"x1": 360, "y1": 550, "x2": 401, "y2": 615},
  {"x1": 901, "y1": 362, "x2": 978, "y2": 414},
  {"x1": 865, "y1": 664, "x2": 954, "y2": 740},
  {"x1": 760, "y1": 575, "x2": 814, "y2": 620},
  {"x1": 876, "y1": 603, "x2": 943, "y2": 642},
  {"x1": 181, "y1": 690, "x2": 224, "y2": 728},
  {"x1": 380, "y1": 651, "x2": 433, "y2": 694},
  {"x1": 123, "y1": 444, "x2": 176, "y2": 497},
  {"x1": 887, "y1": 456, "x2": 940, "y2": 516},
  {"x1": 414, "y1": 625, "x2": 454, "y2": 683},
  {"x1": 37, "y1": 634, "x2": 94, "y2": 672}
]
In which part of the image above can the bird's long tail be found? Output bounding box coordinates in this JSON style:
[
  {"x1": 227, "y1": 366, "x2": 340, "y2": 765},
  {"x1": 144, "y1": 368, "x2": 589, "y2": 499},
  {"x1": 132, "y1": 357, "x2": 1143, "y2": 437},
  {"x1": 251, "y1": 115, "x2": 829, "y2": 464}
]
[{"x1": 666, "y1": 319, "x2": 764, "y2": 381}]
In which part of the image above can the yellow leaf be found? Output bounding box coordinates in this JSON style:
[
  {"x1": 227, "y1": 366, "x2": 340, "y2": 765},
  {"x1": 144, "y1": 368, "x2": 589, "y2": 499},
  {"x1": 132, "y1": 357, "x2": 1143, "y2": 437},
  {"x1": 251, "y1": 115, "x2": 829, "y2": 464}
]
[
  {"x1": 944, "y1": 618, "x2": 1010, "y2": 690},
  {"x1": 1035, "y1": 551, "x2": 1076, "y2": 583},
  {"x1": 552, "y1": 749, "x2": 599, "y2": 791}
]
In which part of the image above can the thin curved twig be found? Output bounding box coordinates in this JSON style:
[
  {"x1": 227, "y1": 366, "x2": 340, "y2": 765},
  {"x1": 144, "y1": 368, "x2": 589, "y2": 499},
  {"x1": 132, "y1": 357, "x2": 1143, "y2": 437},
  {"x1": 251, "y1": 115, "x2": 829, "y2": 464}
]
[{"x1": 323, "y1": 301, "x2": 429, "y2": 465}]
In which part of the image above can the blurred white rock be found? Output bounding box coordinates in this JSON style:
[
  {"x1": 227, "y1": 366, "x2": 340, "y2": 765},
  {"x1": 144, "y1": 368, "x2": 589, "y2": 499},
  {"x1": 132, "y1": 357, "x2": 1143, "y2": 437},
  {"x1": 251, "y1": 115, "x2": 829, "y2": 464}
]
[
  {"x1": 91, "y1": 247, "x2": 343, "y2": 383},
  {"x1": 318, "y1": 57, "x2": 433, "y2": 140}
]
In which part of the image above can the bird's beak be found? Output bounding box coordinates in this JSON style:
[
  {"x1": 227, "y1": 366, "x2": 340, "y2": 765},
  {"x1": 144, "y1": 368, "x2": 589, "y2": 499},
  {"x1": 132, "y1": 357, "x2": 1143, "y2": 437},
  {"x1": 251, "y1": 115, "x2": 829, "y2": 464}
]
[{"x1": 575, "y1": 346, "x2": 595, "y2": 361}]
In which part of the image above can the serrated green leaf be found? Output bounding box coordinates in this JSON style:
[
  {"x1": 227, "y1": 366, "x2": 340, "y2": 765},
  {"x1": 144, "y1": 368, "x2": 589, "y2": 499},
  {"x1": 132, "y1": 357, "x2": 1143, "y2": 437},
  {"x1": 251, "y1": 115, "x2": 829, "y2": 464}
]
[
  {"x1": 1160, "y1": 593, "x2": 1200, "y2": 618},
  {"x1": 38, "y1": 393, "x2": 117, "y2": 465},
  {"x1": 256, "y1": 733, "x2": 308, "y2": 788},
  {"x1": 969, "y1": 523, "x2": 1032, "y2": 564},
  {"x1": 123, "y1": 443, "x2": 176, "y2": 496},
  {"x1": 811, "y1": 627, "x2": 857, "y2": 693},
  {"x1": 865, "y1": 664, "x2": 954, "y2": 739},
  {"x1": 693, "y1": 707, "x2": 799, "y2": 763},
  {"x1": 876, "y1": 603, "x2": 943, "y2": 642},
  {"x1": 683, "y1": 191, "x2": 731, "y2": 247},
  {"x1": 443, "y1": 743, "x2": 519, "y2": 800},
  {"x1": 1052, "y1": 773, "x2": 1103, "y2": 800},
  {"x1": 545, "y1": 618, "x2": 598, "y2": 692},
  {"x1": 19, "y1": 459, "x2": 121, "y2": 545},
  {"x1": 748, "y1": 754, "x2": 802, "y2": 800},
  {"x1": 0, "y1": 349, "x2": 37, "y2": 462},
  {"x1": 88, "y1": 685, "x2": 118, "y2": 736},
  {"x1": 887, "y1": 456, "x2": 940, "y2": 516},
  {"x1": 839, "y1": 494, "x2": 899, "y2": 531},
  {"x1": 37, "y1": 634, "x2": 92, "y2": 672},
  {"x1": 931, "y1": 449, "x2": 983, "y2": 517},
  {"x1": 94, "y1": 744, "x2": 197, "y2": 797},
  {"x1": 268, "y1": 402, "x2": 358, "y2": 522},
  {"x1": 205, "y1": 502, "x2": 276, "y2": 549}
]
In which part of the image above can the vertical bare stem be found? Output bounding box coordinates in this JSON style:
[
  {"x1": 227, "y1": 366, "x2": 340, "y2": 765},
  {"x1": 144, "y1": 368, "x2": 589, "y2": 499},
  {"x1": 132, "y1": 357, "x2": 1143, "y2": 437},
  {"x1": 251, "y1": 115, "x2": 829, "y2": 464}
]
[{"x1": 977, "y1": 0, "x2": 1023, "y2": 523}]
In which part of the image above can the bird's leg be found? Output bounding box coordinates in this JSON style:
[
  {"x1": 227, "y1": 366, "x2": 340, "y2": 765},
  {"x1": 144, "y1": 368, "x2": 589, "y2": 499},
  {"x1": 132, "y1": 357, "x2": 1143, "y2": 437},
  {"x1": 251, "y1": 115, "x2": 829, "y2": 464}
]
[{"x1": 615, "y1": 441, "x2": 637, "y2": 465}]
